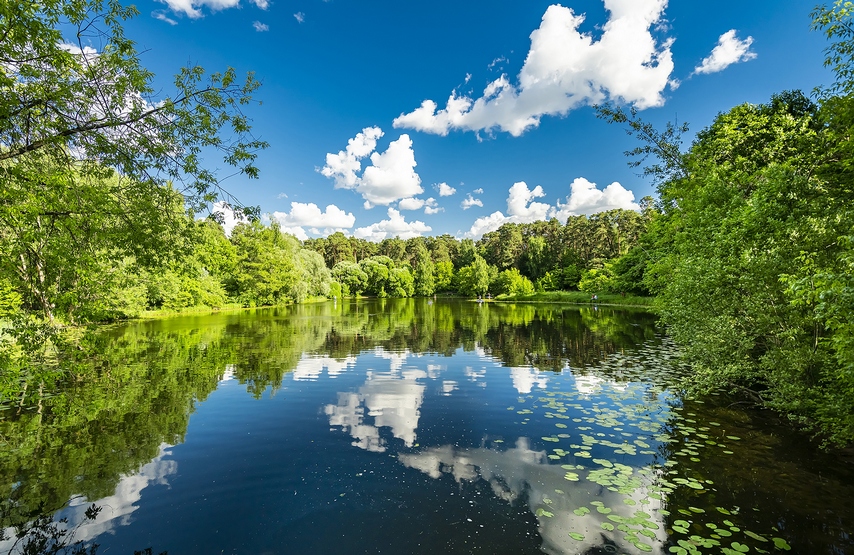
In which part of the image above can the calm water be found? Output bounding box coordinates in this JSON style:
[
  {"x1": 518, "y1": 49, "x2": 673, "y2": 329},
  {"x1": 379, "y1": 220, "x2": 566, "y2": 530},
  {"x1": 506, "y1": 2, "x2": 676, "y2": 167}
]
[{"x1": 1, "y1": 299, "x2": 852, "y2": 555}]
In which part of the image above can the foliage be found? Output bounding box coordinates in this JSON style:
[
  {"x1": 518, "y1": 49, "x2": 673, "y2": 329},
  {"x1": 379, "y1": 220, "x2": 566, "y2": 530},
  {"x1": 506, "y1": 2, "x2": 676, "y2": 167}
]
[
  {"x1": 606, "y1": 69, "x2": 854, "y2": 443},
  {"x1": 455, "y1": 256, "x2": 491, "y2": 297},
  {"x1": 494, "y1": 268, "x2": 535, "y2": 296},
  {"x1": 332, "y1": 261, "x2": 367, "y2": 297},
  {"x1": 0, "y1": 0, "x2": 266, "y2": 213},
  {"x1": 578, "y1": 265, "x2": 616, "y2": 294},
  {"x1": 812, "y1": 0, "x2": 854, "y2": 96},
  {"x1": 356, "y1": 256, "x2": 414, "y2": 298},
  {"x1": 230, "y1": 221, "x2": 300, "y2": 306},
  {"x1": 433, "y1": 261, "x2": 454, "y2": 292}
]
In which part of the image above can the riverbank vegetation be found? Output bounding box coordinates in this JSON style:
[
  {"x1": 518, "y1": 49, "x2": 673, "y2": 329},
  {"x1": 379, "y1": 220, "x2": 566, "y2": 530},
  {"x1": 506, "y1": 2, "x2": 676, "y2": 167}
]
[{"x1": 1, "y1": 0, "x2": 853, "y2": 446}]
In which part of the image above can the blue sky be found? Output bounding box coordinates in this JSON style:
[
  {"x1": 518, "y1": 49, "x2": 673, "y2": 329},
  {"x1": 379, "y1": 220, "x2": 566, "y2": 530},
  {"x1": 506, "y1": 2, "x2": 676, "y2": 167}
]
[{"x1": 124, "y1": 0, "x2": 832, "y2": 240}]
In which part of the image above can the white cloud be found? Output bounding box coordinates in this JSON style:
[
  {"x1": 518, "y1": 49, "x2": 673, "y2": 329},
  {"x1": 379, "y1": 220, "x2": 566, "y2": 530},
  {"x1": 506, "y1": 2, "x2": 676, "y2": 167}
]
[
  {"x1": 464, "y1": 182, "x2": 549, "y2": 236},
  {"x1": 152, "y1": 11, "x2": 178, "y2": 24},
  {"x1": 321, "y1": 126, "x2": 384, "y2": 189},
  {"x1": 693, "y1": 30, "x2": 756, "y2": 75},
  {"x1": 253, "y1": 21, "x2": 269, "y2": 32},
  {"x1": 398, "y1": 197, "x2": 425, "y2": 211},
  {"x1": 436, "y1": 182, "x2": 457, "y2": 197},
  {"x1": 424, "y1": 198, "x2": 440, "y2": 214},
  {"x1": 393, "y1": 1, "x2": 675, "y2": 137},
  {"x1": 550, "y1": 177, "x2": 639, "y2": 221},
  {"x1": 466, "y1": 210, "x2": 510, "y2": 238},
  {"x1": 321, "y1": 128, "x2": 424, "y2": 207},
  {"x1": 473, "y1": 188, "x2": 483, "y2": 194},
  {"x1": 398, "y1": 197, "x2": 438, "y2": 213},
  {"x1": 276, "y1": 192, "x2": 289, "y2": 199},
  {"x1": 157, "y1": 0, "x2": 267, "y2": 18},
  {"x1": 270, "y1": 202, "x2": 356, "y2": 240},
  {"x1": 488, "y1": 55, "x2": 508, "y2": 70},
  {"x1": 294, "y1": 11, "x2": 305, "y2": 23},
  {"x1": 506, "y1": 181, "x2": 551, "y2": 220},
  {"x1": 460, "y1": 194, "x2": 483, "y2": 210},
  {"x1": 354, "y1": 208, "x2": 432, "y2": 242},
  {"x1": 463, "y1": 179, "x2": 638, "y2": 238}
]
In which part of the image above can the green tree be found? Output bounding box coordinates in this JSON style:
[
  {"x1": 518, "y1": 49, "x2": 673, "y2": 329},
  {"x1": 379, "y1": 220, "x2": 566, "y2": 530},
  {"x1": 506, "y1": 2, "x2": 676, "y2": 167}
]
[
  {"x1": 360, "y1": 256, "x2": 394, "y2": 297},
  {"x1": 294, "y1": 249, "x2": 332, "y2": 302},
  {"x1": 455, "y1": 256, "x2": 491, "y2": 297},
  {"x1": 494, "y1": 268, "x2": 535, "y2": 296},
  {"x1": 413, "y1": 256, "x2": 436, "y2": 297},
  {"x1": 434, "y1": 260, "x2": 454, "y2": 292},
  {"x1": 0, "y1": 0, "x2": 265, "y2": 326},
  {"x1": 230, "y1": 221, "x2": 299, "y2": 306},
  {"x1": 578, "y1": 265, "x2": 616, "y2": 294},
  {"x1": 332, "y1": 261, "x2": 368, "y2": 296}
]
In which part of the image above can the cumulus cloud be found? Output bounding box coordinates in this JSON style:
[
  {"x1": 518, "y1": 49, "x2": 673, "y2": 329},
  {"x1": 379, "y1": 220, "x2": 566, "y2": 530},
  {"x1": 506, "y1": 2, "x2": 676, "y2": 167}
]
[
  {"x1": 461, "y1": 194, "x2": 483, "y2": 210},
  {"x1": 398, "y1": 197, "x2": 439, "y2": 213},
  {"x1": 270, "y1": 202, "x2": 356, "y2": 240},
  {"x1": 158, "y1": 0, "x2": 266, "y2": 18},
  {"x1": 693, "y1": 30, "x2": 756, "y2": 75},
  {"x1": 398, "y1": 197, "x2": 424, "y2": 211},
  {"x1": 436, "y1": 182, "x2": 457, "y2": 197},
  {"x1": 354, "y1": 208, "x2": 432, "y2": 242},
  {"x1": 152, "y1": 11, "x2": 178, "y2": 24},
  {"x1": 321, "y1": 128, "x2": 424, "y2": 207},
  {"x1": 507, "y1": 181, "x2": 551, "y2": 220},
  {"x1": 253, "y1": 21, "x2": 269, "y2": 32},
  {"x1": 463, "y1": 179, "x2": 639, "y2": 238},
  {"x1": 294, "y1": 11, "x2": 305, "y2": 23},
  {"x1": 473, "y1": 188, "x2": 483, "y2": 194},
  {"x1": 393, "y1": 1, "x2": 675, "y2": 137},
  {"x1": 550, "y1": 177, "x2": 639, "y2": 221}
]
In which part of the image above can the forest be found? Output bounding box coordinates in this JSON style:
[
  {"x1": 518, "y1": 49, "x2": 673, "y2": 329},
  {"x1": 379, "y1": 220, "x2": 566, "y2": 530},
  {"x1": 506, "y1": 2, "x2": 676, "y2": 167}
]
[{"x1": 1, "y1": 0, "x2": 853, "y2": 447}]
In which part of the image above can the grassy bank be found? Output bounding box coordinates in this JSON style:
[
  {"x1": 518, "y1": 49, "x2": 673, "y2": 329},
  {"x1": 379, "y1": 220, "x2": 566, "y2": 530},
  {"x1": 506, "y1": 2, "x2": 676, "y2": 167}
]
[
  {"x1": 495, "y1": 291, "x2": 656, "y2": 307},
  {"x1": 137, "y1": 296, "x2": 336, "y2": 320}
]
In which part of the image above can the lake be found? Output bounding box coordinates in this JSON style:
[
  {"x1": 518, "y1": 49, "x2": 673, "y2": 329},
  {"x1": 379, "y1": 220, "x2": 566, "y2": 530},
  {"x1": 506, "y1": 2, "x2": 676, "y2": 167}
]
[{"x1": 1, "y1": 299, "x2": 852, "y2": 555}]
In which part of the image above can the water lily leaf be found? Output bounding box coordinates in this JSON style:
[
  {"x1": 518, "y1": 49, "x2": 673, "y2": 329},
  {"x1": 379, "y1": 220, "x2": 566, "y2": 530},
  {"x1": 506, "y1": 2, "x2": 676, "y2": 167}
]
[
  {"x1": 744, "y1": 530, "x2": 767, "y2": 542},
  {"x1": 568, "y1": 532, "x2": 584, "y2": 541},
  {"x1": 772, "y1": 537, "x2": 791, "y2": 551}
]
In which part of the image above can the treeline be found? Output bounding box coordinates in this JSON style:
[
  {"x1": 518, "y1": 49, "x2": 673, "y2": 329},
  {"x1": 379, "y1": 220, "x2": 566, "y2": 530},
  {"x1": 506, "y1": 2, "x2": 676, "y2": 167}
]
[
  {"x1": 305, "y1": 208, "x2": 650, "y2": 299},
  {"x1": 0, "y1": 207, "x2": 651, "y2": 324}
]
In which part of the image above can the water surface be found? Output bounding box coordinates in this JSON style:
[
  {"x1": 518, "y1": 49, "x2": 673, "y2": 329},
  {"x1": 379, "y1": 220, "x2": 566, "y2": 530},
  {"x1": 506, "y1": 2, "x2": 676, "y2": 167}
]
[{"x1": 1, "y1": 300, "x2": 852, "y2": 554}]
